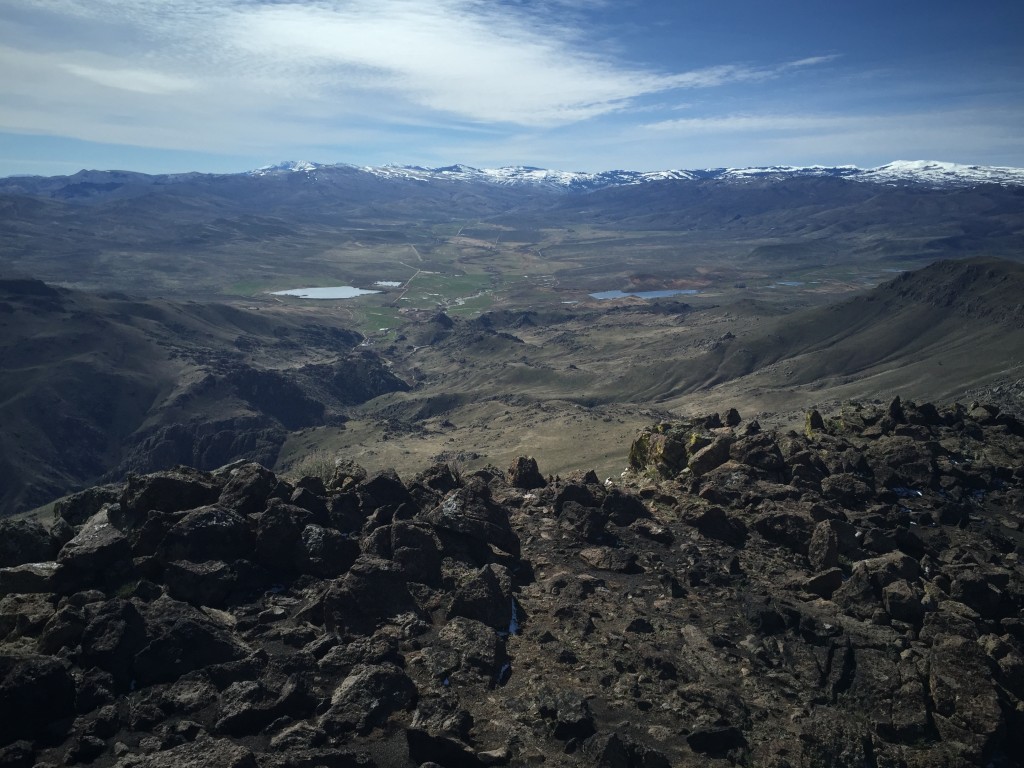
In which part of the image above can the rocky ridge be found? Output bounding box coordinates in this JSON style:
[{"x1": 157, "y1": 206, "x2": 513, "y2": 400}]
[{"x1": 1, "y1": 397, "x2": 1023, "y2": 767}]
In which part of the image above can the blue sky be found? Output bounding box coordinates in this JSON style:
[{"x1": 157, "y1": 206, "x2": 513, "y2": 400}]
[{"x1": 1, "y1": 0, "x2": 1022, "y2": 176}]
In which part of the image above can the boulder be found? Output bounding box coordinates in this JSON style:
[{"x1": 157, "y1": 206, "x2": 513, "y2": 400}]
[
  {"x1": 327, "y1": 459, "x2": 368, "y2": 491},
  {"x1": 324, "y1": 556, "x2": 419, "y2": 635},
  {"x1": 75, "y1": 598, "x2": 148, "y2": 687},
  {"x1": 628, "y1": 428, "x2": 689, "y2": 478},
  {"x1": 358, "y1": 469, "x2": 414, "y2": 512},
  {"x1": 52, "y1": 485, "x2": 121, "y2": 527},
  {"x1": 111, "y1": 736, "x2": 257, "y2": 768},
  {"x1": 579, "y1": 546, "x2": 638, "y2": 573},
  {"x1": 688, "y1": 436, "x2": 734, "y2": 477},
  {"x1": 0, "y1": 519, "x2": 56, "y2": 568},
  {"x1": 217, "y1": 462, "x2": 278, "y2": 516},
  {"x1": 602, "y1": 490, "x2": 648, "y2": 526},
  {"x1": 0, "y1": 593, "x2": 55, "y2": 643},
  {"x1": 57, "y1": 508, "x2": 130, "y2": 585},
  {"x1": 882, "y1": 579, "x2": 925, "y2": 624},
  {"x1": 805, "y1": 409, "x2": 826, "y2": 435},
  {"x1": 254, "y1": 500, "x2": 313, "y2": 572},
  {"x1": 751, "y1": 510, "x2": 812, "y2": 555},
  {"x1": 730, "y1": 434, "x2": 787, "y2": 478},
  {"x1": 686, "y1": 725, "x2": 747, "y2": 757},
  {"x1": 930, "y1": 635, "x2": 1004, "y2": 761},
  {"x1": 808, "y1": 520, "x2": 839, "y2": 571},
  {"x1": 558, "y1": 501, "x2": 609, "y2": 542},
  {"x1": 507, "y1": 456, "x2": 546, "y2": 490},
  {"x1": 820, "y1": 474, "x2": 874, "y2": 507},
  {"x1": 803, "y1": 568, "x2": 844, "y2": 599},
  {"x1": 447, "y1": 564, "x2": 514, "y2": 631},
  {"x1": 554, "y1": 482, "x2": 599, "y2": 514},
  {"x1": 163, "y1": 559, "x2": 266, "y2": 608},
  {"x1": 116, "y1": 468, "x2": 222, "y2": 527},
  {"x1": 683, "y1": 505, "x2": 748, "y2": 547},
  {"x1": 538, "y1": 691, "x2": 596, "y2": 740},
  {"x1": 158, "y1": 505, "x2": 254, "y2": 563},
  {"x1": 299, "y1": 525, "x2": 359, "y2": 578},
  {"x1": 132, "y1": 596, "x2": 249, "y2": 686},
  {"x1": 0, "y1": 655, "x2": 76, "y2": 746},
  {"x1": 951, "y1": 567, "x2": 1013, "y2": 620},
  {"x1": 389, "y1": 522, "x2": 443, "y2": 585},
  {"x1": 833, "y1": 552, "x2": 921, "y2": 619},
  {"x1": 319, "y1": 663, "x2": 417, "y2": 736},
  {"x1": 290, "y1": 487, "x2": 330, "y2": 520},
  {"x1": 424, "y1": 617, "x2": 502, "y2": 684},
  {"x1": 422, "y1": 486, "x2": 520, "y2": 557},
  {"x1": 0, "y1": 561, "x2": 67, "y2": 597},
  {"x1": 411, "y1": 464, "x2": 462, "y2": 502},
  {"x1": 215, "y1": 675, "x2": 315, "y2": 737}
]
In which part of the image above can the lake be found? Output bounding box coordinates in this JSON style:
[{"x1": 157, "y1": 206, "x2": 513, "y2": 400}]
[
  {"x1": 271, "y1": 286, "x2": 381, "y2": 299},
  {"x1": 590, "y1": 289, "x2": 700, "y2": 300}
]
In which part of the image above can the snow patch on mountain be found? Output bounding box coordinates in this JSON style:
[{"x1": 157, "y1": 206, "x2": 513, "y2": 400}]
[
  {"x1": 250, "y1": 160, "x2": 322, "y2": 176},
  {"x1": 859, "y1": 160, "x2": 1024, "y2": 187},
  {"x1": 247, "y1": 160, "x2": 1024, "y2": 189}
]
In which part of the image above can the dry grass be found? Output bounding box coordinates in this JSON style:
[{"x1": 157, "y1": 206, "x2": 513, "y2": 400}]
[{"x1": 284, "y1": 449, "x2": 339, "y2": 484}]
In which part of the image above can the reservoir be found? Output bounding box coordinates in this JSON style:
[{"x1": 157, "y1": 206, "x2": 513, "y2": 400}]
[{"x1": 271, "y1": 286, "x2": 381, "y2": 299}]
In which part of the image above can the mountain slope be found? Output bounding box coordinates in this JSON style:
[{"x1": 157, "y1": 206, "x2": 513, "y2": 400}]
[
  {"x1": 0, "y1": 280, "x2": 407, "y2": 515},
  {"x1": 637, "y1": 257, "x2": 1024, "y2": 408}
]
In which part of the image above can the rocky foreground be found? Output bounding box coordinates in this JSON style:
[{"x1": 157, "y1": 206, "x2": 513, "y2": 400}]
[{"x1": 1, "y1": 397, "x2": 1023, "y2": 767}]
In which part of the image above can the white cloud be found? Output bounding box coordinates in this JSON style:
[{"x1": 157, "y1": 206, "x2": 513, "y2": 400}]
[
  {"x1": 633, "y1": 108, "x2": 1024, "y2": 170},
  {"x1": 63, "y1": 64, "x2": 196, "y2": 95},
  {"x1": 643, "y1": 113, "x2": 856, "y2": 134},
  {"x1": 0, "y1": 0, "x2": 837, "y2": 153}
]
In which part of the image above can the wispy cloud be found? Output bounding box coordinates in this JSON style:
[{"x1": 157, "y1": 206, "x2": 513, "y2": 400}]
[
  {"x1": 642, "y1": 113, "x2": 856, "y2": 134},
  {"x1": 0, "y1": 0, "x2": 836, "y2": 153},
  {"x1": 634, "y1": 107, "x2": 1024, "y2": 169},
  {"x1": 63, "y1": 64, "x2": 196, "y2": 95}
]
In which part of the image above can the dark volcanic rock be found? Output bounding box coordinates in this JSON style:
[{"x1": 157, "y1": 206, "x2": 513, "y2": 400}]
[
  {"x1": 57, "y1": 508, "x2": 130, "y2": 585},
  {"x1": 422, "y1": 485, "x2": 520, "y2": 557},
  {"x1": 111, "y1": 736, "x2": 258, "y2": 768},
  {"x1": 507, "y1": 456, "x2": 546, "y2": 490},
  {"x1": 132, "y1": 595, "x2": 249, "y2": 685},
  {"x1": 0, "y1": 655, "x2": 76, "y2": 746},
  {"x1": 447, "y1": 564, "x2": 514, "y2": 631},
  {"x1": 0, "y1": 519, "x2": 56, "y2": 568},
  {"x1": 320, "y1": 663, "x2": 417, "y2": 736},
  {"x1": 324, "y1": 556, "x2": 420, "y2": 635},
  {"x1": 52, "y1": 484, "x2": 121, "y2": 527},
  {"x1": 424, "y1": 617, "x2": 502, "y2": 684},
  {"x1": 217, "y1": 462, "x2": 279, "y2": 515},
  {"x1": 3, "y1": 396, "x2": 1024, "y2": 767},
  {"x1": 116, "y1": 467, "x2": 222, "y2": 526},
  {"x1": 158, "y1": 504, "x2": 255, "y2": 563}
]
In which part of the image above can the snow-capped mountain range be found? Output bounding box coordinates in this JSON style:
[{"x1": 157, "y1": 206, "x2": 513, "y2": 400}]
[{"x1": 251, "y1": 159, "x2": 1024, "y2": 190}]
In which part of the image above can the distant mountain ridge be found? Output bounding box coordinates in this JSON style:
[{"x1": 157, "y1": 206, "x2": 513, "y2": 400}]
[
  {"x1": 4, "y1": 159, "x2": 1023, "y2": 194},
  {"x1": 249, "y1": 159, "x2": 1024, "y2": 190}
]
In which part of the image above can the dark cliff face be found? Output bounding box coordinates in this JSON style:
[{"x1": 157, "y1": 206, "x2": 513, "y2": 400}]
[
  {"x1": 0, "y1": 280, "x2": 412, "y2": 516},
  {"x1": 1, "y1": 396, "x2": 1022, "y2": 767}
]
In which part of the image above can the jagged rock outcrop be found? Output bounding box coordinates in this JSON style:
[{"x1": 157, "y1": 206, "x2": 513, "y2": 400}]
[{"x1": 1, "y1": 397, "x2": 1023, "y2": 766}]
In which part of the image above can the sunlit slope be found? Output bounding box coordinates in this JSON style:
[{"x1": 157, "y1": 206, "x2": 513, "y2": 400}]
[{"x1": 635, "y1": 258, "x2": 1024, "y2": 405}]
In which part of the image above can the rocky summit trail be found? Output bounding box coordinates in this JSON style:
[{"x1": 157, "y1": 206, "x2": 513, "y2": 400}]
[{"x1": 1, "y1": 397, "x2": 1023, "y2": 767}]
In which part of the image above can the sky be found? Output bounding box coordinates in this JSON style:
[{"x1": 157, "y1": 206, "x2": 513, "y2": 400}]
[{"x1": 1, "y1": 0, "x2": 1022, "y2": 177}]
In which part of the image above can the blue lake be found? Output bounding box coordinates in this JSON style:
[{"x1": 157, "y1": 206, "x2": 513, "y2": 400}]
[
  {"x1": 590, "y1": 289, "x2": 700, "y2": 300},
  {"x1": 271, "y1": 286, "x2": 381, "y2": 299}
]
